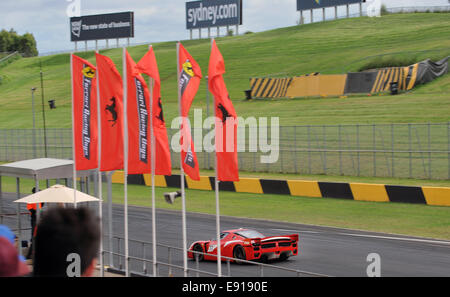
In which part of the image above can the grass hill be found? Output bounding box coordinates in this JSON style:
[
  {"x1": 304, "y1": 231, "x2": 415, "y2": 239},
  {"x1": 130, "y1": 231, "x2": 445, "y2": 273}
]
[{"x1": 0, "y1": 13, "x2": 449, "y2": 129}]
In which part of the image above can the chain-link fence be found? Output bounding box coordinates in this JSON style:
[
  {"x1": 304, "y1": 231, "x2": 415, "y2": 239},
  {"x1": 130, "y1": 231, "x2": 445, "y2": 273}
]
[{"x1": 1, "y1": 123, "x2": 449, "y2": 180}]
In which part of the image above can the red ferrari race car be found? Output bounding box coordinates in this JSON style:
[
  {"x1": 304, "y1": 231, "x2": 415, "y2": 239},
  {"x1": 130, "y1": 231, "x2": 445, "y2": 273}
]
[{"x1": 187, "y1": 228, "x2": 299, "y2": 263}]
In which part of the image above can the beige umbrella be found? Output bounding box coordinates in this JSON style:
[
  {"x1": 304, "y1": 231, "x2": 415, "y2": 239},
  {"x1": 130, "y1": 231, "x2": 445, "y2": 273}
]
[{"x1": 14, "y1": 184, "x2": 101, "y2": 204}]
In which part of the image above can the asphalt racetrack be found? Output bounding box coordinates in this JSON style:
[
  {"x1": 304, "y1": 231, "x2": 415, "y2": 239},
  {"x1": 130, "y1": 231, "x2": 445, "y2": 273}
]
[{"x1": 2, "y1": 193, "x2": 450, "y2": 277}]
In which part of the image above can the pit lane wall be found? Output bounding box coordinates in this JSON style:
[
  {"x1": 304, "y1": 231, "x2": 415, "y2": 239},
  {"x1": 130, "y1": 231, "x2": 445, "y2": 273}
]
[
  {"x1": 110, "y1": 171, "x2": 450, "y2": 207},
  {"x1": 249, "y1": 57, "x2": 449, "y2": 98}
]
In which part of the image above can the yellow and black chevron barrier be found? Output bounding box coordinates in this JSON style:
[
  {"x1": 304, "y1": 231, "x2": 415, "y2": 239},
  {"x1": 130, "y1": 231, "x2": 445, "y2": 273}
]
[
  {"x1": 249, "y1": 77, "x2": 293, "y2": 98},
  {"x1": 370, "y1": 64, "x2": 418, "y2": 93},
  {"x1": 111, "y1": 172, "x2": 450, "y2": 207},
  {"x1": 248, "y1": 62, "x2": 426, "y2": 98}
]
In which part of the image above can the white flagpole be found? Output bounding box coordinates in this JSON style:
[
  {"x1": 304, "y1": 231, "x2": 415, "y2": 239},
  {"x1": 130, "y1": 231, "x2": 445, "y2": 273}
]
[
  {"x1": 211, "y1": 38, "x2": 222, "y2": 277},
  {"x1": 177, "y1": 42, "x2": 189, "y2": 277},
  {"x1": 148, "y1": 44, "x2": 157, "y2": 277},
  {"x1": 95, "y1": 50, "x2": 104, "y2": 277},
  {"x1": 70, "y1": 53, "x2": 78, "y2": 208},
  {"x1": 122, "y1": 47, "x2": 130, "y2": 277}
]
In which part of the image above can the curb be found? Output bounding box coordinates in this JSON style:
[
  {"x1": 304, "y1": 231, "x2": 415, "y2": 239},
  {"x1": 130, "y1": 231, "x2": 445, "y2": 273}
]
[{"x1": 111, "y1": 172, "x2": 450, "y2": 207}]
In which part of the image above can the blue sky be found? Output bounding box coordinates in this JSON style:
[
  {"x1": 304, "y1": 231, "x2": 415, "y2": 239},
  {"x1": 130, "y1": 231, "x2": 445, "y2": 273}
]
[{"x1": 0, "y1": 0, "x2": 448, "y2": 55}]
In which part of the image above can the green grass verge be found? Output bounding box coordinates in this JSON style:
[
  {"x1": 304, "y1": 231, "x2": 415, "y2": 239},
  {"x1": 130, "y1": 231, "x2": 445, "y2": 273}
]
[
  {"x1": 0, "y1": 13, "x2": 449, "y2": 129},
  {"x1": 1, "y1": 176, "x2": 449, "y2": 240}
]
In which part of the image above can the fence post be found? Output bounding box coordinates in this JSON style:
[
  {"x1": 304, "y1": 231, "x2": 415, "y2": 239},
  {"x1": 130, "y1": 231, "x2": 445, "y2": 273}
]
[
  {"x1": 118, "y1": 237, "x2": 122, "y2": 270},
  {"x1": 253, "y1": 142, "x2": 256, "y2": 172},
  {"x1": 323, "y1": 125, "x2": 327, "y2": 174},
  {"x1": 409, "y1": 123, "x2": 412, "y2": 178},
  {"x1": 168, "y1": 247, "x2": 172, "y2": 277},
  {"x1": 11, "y1": 130, "x2": 14, "y2": 161},
  {"x1": 391, "y1": 123, "x2": 395, "y2": 178},
  {"x1": 339, "y1": 125, "x2": 342, "y2": 175},
  {"x1": 448, "y1": 122, "x2": 450, "y2": 180},
  {"x1": 142, "y1": 242, "x2": 147, "y2": 275},
  {"x1": 428, "y1": 122, "x2": 432, "y2": 179},
  {"x1": 5, "y1": 130, "x2": 8, "y2": 161},
  {"x1": 294, "y1": 126, "x2": 298, "y2": 174},
  {"x1": 356, "y1": 124, "x2": 360, "y2": 176},
  {"x1": 196, "y1": 254, "x2": 200, "y2": 277},
  {"x1": 308, "y1": 125, "x2": 312, "y2": 174},
  {"x1": 373, "y1": 124, "x2": 376, "y2": 177},
  {"x1": 280, "y1": 126, "x2": 284, "y2": 173},
  {"x1": 414, "y1": 127, "x2": 427, "y2": 178}
]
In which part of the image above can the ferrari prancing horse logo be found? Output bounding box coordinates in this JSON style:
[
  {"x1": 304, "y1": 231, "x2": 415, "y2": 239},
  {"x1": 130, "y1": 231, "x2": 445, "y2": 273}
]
[
  {"x1": 82, "y1": 66, "x2": 95, "y2": 78},
  {"x1": 105, "y1": 97, "x2": 118, "y2": 127},
  {"x1": 182, "y1": 60, "x2": 194, "y2": 77}
]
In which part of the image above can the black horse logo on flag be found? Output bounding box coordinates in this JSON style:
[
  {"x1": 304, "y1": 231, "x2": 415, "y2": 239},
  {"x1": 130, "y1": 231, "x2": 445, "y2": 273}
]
[
  {"x1": 105, "y1": 97, "x2": 118, "y2": 127},
  {"x1": 217, "y1": 103, "x2": 231, "y2": 123},
  {"x1": 157, "y1": 97, "x2": 165, "y2": 123}
]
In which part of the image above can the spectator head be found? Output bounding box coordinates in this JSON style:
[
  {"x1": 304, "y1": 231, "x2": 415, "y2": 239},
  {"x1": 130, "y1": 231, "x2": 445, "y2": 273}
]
[
  {"x1": 0, "y1": 237, "x2": 30, "y2": 277},
  {"x1": 33, "y1": 207, "x2": 100, "y2": 277}
]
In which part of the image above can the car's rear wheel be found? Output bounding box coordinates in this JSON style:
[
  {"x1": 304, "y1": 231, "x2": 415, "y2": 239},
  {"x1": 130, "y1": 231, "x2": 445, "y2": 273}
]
[
  {"x1": 279, "y1": 252, "x2": 290, "y2": 261},
  {"x1": 193, "y1": 244, "x2": 204, "y2": 262},
  {"x1": 260, "y1": 254, "x2": 269, "y2": 264},
  {"x1": 233, "y1": 245, "x2": 246, "y2": 264}
]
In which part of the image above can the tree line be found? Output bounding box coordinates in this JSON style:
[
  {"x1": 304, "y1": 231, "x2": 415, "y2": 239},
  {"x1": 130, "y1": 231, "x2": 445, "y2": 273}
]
[{"x1": 0, "y1": 29, "x2": 38, "y2": 57}]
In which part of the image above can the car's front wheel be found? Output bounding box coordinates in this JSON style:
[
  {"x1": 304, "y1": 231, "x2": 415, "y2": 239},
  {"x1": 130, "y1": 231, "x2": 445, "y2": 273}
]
[{"x1": 193, "y1": 244, "x2": 204, "y2": 262}]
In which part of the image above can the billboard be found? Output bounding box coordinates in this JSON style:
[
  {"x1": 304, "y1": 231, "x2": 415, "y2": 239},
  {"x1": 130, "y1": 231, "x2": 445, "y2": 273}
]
[
  {"x1": 186, "y1": 0, "x2": 242, "y2": 29},
  {"x1": 297, "y1": 0, "x2": 363, "y2": 10},
  {"x1": 70, "y1": 12, "x2": 134, "y2": 42}
]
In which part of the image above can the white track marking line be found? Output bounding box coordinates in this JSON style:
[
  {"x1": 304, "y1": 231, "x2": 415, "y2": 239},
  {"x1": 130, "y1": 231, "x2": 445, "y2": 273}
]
[
  {"x1": 336, "y1": 233, "x2": 450, "y2": 246},
  {"x1": 272, "y1": 228, "x2": 450, "y2": 246},
  {"x1": 271, "y1": 228, "x2": 320, "y2": 234}
]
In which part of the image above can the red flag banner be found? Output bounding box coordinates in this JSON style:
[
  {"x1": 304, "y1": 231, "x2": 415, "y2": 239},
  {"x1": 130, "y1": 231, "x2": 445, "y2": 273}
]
[
  {"x1": 178, "y1": 43, "x2": 202, "y2": 181},
  {"x1": 208, "y1": 40, "x2": 239, "y2": 182},
  {"x1": 137, "y1": 48, "x2": 172, "y2": 176},
  {"x1": 125, "y1": 50, "x2": 152, "y2": 174},
  {"x1": 96, "y1": 53, "x2": 124, "y2": 172},
  {"x1": 72, "y1": 54, "x2": 98, "y2": 171}
]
